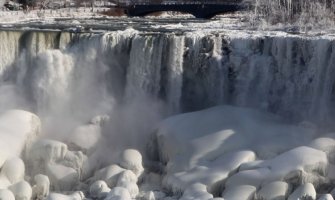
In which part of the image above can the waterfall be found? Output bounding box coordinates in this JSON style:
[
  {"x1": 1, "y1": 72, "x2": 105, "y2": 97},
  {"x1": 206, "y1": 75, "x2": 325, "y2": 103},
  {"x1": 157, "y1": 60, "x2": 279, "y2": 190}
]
[{"x1": 0, "y1": 30, "x2": 335, "y2": 126}]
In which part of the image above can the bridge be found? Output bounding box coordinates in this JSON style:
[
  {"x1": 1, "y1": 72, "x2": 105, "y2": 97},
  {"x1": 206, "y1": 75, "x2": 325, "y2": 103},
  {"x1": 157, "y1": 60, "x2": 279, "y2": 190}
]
[{"x1": 112, "y1": 0, "x2": 247, "y2": 19}]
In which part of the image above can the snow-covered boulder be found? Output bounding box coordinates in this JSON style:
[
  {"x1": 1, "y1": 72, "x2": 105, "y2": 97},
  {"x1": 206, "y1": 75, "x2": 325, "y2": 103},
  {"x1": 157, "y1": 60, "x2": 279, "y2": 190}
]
[
  {"x1": 119, "y1": 149, "x2": 144, "y2": 177},
  {"x1": 59, "y1": 150, "x2": 87, "y2": 177},
  {"x1": 318, "y1": 194, "x2": 334, "y2": 200},
  {"x1": 117, "y1": 181, "x2": 139, "y2": 198},
  {"x1": 226, "y1": 146, "x2": 328, "y2": 188},
  {"x1": 32, "y1": 174, "x2": 50, "y2": 200},
  {"x1": 89, "y1": 180, "x2": 110, "y2": 199},
  {"x1": 29, "y1": 139, "x2": 68, "y2": 164},
  {"x1": 46, "y1": 163, "x2": 79, "y2": 191},
  {"x1": 163, "y1": 150, "x2": 256, "y2": 194},
  {"x1": 256, "y1": 181, "x2": 291, "y2": 200},
  {"x1": 105, "y1": 187, "x2": 131, "y2": 200},
  {"x1": 90, "y1": 164, "x2": 125, "y2": 188},
  {"x1": 46, "y1": 191, "x2": 85, "y2": 200},
  {"x1": 8, "y1": 181, "x2": 32, "y2": 200},
  {"x1": 117, "y1": 170, "x2": 138, "y2": 184},
  {"x1": 309, "y1": 137, "x2": 335, "y2": 163},
  {"x1": 1, "y1": 157, "x2": 25, "y2": 184},
  {"x1": 179, "y1": 183, "x2": 213, "y2": 200},
  {"x1": 0, "y1": 110, "x2": 41, "y2": 159},
  {"x1": 0, "y1": 189, "x2": 15, "y2": 200},
  {"x1": 152, "y1": 106, "x2": 315, "y2": 194},
  {"x1": 222, "y1": 185, "x2": 256, "y2": 200},
  {"x1": 288, "y1": 183, "x2": 316, "y2": 200}
]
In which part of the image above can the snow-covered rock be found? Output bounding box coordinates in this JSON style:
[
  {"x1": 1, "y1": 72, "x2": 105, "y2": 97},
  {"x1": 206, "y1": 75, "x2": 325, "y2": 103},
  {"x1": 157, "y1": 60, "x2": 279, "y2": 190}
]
[
  {"x1": 89, "y1": 180, "x2": 110, "y2": 199},
  {"x1": 119, "y1": 149, "x2": 144, "y2": 177},
  {"x1": 152, "y1": 106, "x2": 315, "y2": 194},
  {"x1": 318, "y1": 194, "x2": 334, "y2": 200},
  {"x1": 256, "y1": 181, "x2": 291, "y2": 200},
  {"x1": 222, "y1": 185, "x2": 256, "y2": 200},
  {"x1": 46, "y1": 191, "x2": 85, "y2": 200},
  {"x1": 1, "y1": 157, "x2": 25, "y2": 184},
  {"x1": 226, "y1": 146, "x2": 328, "y2": 188},
  {"x1": 309, "y1": 137, "x2": 335, "y2": 163},
  {"x1": 8, "y1": 181, "x2": 32, "y2": 200},
  {"x1": 0, "y1": 110, "x2": 41, "y2": 159},
  {"x1": 163, "y1": 150, "x2": 256, "y2": 193},
  {"x1": 32, "y1": 174, "x2": 50, "y2": 200},
  {"x1": 288, "y1": 183, "x2": 316, "y2": 200},
  {"x1": 117, "y1": 170, "x2": 138, "y2": 185},
  {"x1": 90, "y1": 164, "x2": 125, "y2": 188},
  {"x1": 29, "y1": 139, "x2": 68, "y2": 164},
  {"x1": 117, "y1": 181, "x2": 139, "y2": 198},
  {"x1": 0, "y1": 189, "x2": 15, "y2": 200},
  {"x1": 46, "y1": 163, "x2": 79, "y2": 191},
  {"x1": 105, "y1": 187, "x2": 131, "y2": 200},
  {"x1": 179, "y1": 183, "x2": 213, "y2": 200}
]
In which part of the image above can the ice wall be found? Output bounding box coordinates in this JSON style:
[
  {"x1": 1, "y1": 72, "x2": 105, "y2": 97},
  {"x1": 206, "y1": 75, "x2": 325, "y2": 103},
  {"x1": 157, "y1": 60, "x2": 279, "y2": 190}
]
[{"x1": 0, "y1": 30, "x2": 335, "y2": 125}]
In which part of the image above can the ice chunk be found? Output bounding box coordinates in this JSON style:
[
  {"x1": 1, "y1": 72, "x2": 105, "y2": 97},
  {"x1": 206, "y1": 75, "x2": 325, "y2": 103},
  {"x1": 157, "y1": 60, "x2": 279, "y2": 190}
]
[
  {"x1": 0, "y1": 157, "x2": 25, "y2": 184},
  {"x1": 89, "y1": 180, "x2": 110, "y2": 199},
  {"x1": 309, "y1": 137, "x2": 335, "y2": 163},
  {"x1": 105, "y1": 187, "x2": 131, "y2": 200},
  {"x1": 256, "y1": 181, "x2": 291, "y2": 200},
  {"x1": 32, "y1": 174, "x2": 50, "y2": 200},
  {"x1": 163, "y1": 150, "x2": 255, "y2": 193},
  {"x1": 46, "y1": 191, "x2": 85, "y2": 200},
  {"x1": 90, "y1": 164, "x2": 125, "y2": 188},
  {"x1": 288, "y1": 183, "x2": 316, "y2": 200},
  {"x1": 118, "y1": 149, "x2": 144, "y2": 177},
  {"x1": 117, "y1": 181, "x2": 139, "y2": 198},
  {"x1": 225, "y1": 168, "x2": 271, "y2": 188},
  {"x1": 46, "y1": 164, "x2": 79, "y2": 191},
  {"x1": 180, "y1": 183, "x2": 213, "y2": 200},
  {"x1": 8, "y1": 181, "x2": 32, "y2": 200},
  {"x1": 318, "y1": 194, "x2": 334, "y2": 200},
  {"x1": 222, "y1": 185, "x2": 256, "y2": 200},
  {"x1": 0, "y1": 110, "x2": 41, "y2": 158},
  {"x1": 0, "y1": 189, "x2": 15, "y2": 200}
]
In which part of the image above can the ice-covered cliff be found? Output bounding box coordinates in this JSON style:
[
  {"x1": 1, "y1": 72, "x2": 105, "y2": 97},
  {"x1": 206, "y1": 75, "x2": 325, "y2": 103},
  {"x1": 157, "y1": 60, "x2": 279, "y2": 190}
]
[{"x1": 1, "y1": 30, "x2": 335, "y2": 123}]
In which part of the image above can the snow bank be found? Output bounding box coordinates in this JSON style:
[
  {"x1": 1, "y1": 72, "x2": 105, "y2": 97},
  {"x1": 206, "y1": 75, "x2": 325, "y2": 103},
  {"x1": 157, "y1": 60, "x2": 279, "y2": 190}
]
[{"x1": 152, "y1": 106, "x2": 316, "y2": 193}]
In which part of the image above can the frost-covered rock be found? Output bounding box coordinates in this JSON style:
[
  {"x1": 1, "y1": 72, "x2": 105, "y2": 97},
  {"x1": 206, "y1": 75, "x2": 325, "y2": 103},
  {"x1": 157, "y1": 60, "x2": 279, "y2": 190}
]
[
  {"x1": 117, "y1": 170, "x2": 138, "y2": 185},
  {"x1": 141, "y1": 191, "x2": 166, "y2": 200},
  {"x1": 119, "y1": 149, "x2": 144, "y2": 177},
  {"x1": 1, "y1": 157, "x2": 25, "y2": 184},
  {"x1": 29, "y1": 139, "x2": 68, "y2": 164},
  {"x1": 0, "y1": 110, "x2": 41, "y2": 158},
  {"x1": 179, "y1": 183, "x2": 213, "y2": 200},
  {"x1": 256, "y1": 181, "x2": 291, "y2": 200},
  {"x1": 163, "y1": 150, "x2": 256, "y2": 193},
  {"x1": 222, "y1": 185, "x2": 256, "y2": 200},
  {"x1": 32, "y1": 174, "x2": 50, "y2": 200},
  {"x1": 225, "y1": 168, "x2": 271, "y2": 188},
  {"x1": 152, "y1": 106, "x2": 315, "y2": 194},
  {"x1": 89, "y1": 180, "x2": 110, "y2": 199},
  {"x1": 0, "y1": 189, "x2": 15, "y2": 200},
  {"x1": 46, "y1": 191, "x2": 85, "y2": 200},
  {"x1": 8, "y1": 181, "x2": 32, "y2": 200},
  {"x1": 227, "y1": 146, "x2": 328, "y2": 188},
  {"x1": 309, "y1": 137, "x2": 335, "y2": 163},
  {"x1": 117, "y1": 181, "x2": 139, "y2": 198},
  {"x1": 90, "y1": 164, "x2": 125, "y2": 188},
  {"x1": 104, "y1": 187, "x2": 131, "y2": 200},
  {"x1": 46, "y1": 163, "x2": 79, "y2": 191},
  {"x1": 288, "y1": 183, "x2": 316, "y2": 200},
  {"x1": 59, "y1": 150, "x2": 87, "y2": 177},
  {"x1": 67, "y1": 124, "x2": 102, "y2": 154},
  {"x1": 318, "y1": 194, "x2": 334, "y2": 200}
]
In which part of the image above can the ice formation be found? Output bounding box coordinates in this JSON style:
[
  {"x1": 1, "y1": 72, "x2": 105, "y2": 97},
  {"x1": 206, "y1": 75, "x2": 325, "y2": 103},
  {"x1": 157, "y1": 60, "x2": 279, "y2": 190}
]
[{"x1": 0, "y1": 25, "x2": 335, "y2": 200}]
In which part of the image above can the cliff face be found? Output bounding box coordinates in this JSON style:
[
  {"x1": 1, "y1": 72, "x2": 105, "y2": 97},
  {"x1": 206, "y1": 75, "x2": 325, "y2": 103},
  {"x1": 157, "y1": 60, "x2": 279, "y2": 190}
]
[{"x1": 0, "y1": 30, "x2": 335, "y2": 123}]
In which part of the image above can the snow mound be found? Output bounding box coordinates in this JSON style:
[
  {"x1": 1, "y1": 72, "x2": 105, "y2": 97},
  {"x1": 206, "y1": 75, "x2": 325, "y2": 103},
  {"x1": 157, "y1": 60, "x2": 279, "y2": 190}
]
[
  {"x1": 222, "y1": 185, "x2": 256, "y2": 200},
  {"x1": 288, "y1": 183, "x2": 316, "y2": 200},
  {"x1": 179, "y1": 183, "x2": 213, "y2": 200},
  {"x1": 256, "y1": 181, "x2": 291, "y2": 200}
]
